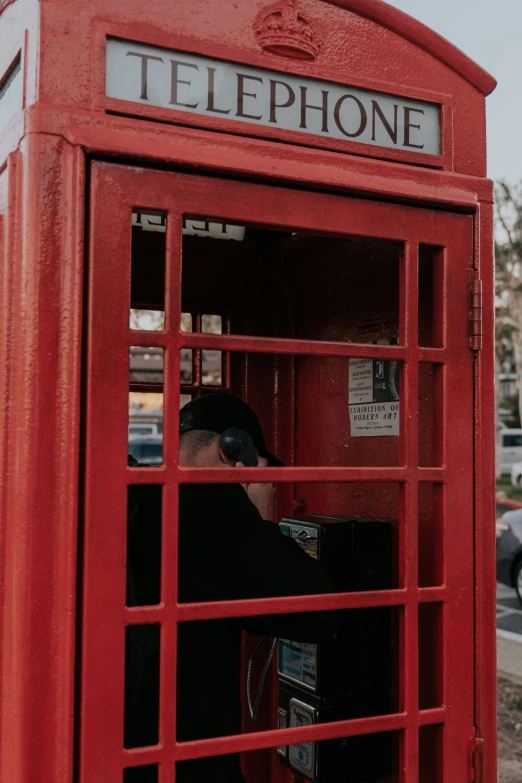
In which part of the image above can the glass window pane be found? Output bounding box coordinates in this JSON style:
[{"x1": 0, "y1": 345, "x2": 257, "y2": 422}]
[
  {"x1": 182, "y1": 219, "x2": 400, "y2": 345},
  {"x1": 419, "y1": 725, "x2": 443, "y2": 783},
  {"x1": 127, "y1": 486, "x2": 161, "y2": 607},
  {"x1": 202, "y1": 314, "x2": 223, "y2": 334},
  {"x1": 419, "y1": 604, "x2": 443, "y2": 709},
  {"x1": 180, "y1": 349, "x2": 193, "y2": 385},
  {"x1": 124, "y1": 767, "x2": 158, "y2": 783},
  {"x1": 201, "y1": 350, "x2": 222, "y2": 386},
  {"x1": 129, "y1": 347, "x2": 164, "y2": 466},
  {"x1": 124, "y1": 625, "x2": 160, "y2": 748},
  {"x1": 181, "y1": 312, "x2": 193, "y2": 332},
  {"x1": 419, "y1": 244, "x2": 444, "y2": 348},
  {"x1": 131, "y1": 209, "x2": 166, "y2": 328},
  {"x1": 176, "y1": 732, "x2": 400, "y2": 781}
]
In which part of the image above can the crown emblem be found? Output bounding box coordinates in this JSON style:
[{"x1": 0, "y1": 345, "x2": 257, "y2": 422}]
[
  {"x1": 254, "y1": 0, "x2": 322, "y2": 61},
  {"x1": 0, "y1": 0, "x2": 17, "y2": 16}
]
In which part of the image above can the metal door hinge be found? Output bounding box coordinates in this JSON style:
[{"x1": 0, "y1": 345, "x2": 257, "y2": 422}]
[
  {"x1": 469, "y1": 275, "x2": 483, "y2": 352},
  {"x1": 471, "y1": 737, "x2": 484, "y2": 783}
]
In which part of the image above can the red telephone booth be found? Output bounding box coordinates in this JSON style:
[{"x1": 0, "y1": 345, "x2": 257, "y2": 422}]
[{"x1": 0, "y1": 1, "x2": 497, "y2": 782}]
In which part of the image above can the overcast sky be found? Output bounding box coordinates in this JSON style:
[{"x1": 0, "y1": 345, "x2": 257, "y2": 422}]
[{"x1": 385, "y1": 0, "x2": 518, "y2": 184}]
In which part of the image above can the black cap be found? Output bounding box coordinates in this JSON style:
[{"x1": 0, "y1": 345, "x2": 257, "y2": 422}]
[{"x1": 179, "y1": 394, "x2": 284, "y2": 466}]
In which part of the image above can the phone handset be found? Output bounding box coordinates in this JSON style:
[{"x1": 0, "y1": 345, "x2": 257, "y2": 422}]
[
  {"x1": 220, "y1": 427, "x2": 258, "y2": 467},
  {"x1": 247, "y1": 636, "x2": 277, "y2": 722}
]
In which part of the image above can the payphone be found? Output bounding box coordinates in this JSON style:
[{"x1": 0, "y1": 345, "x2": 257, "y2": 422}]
[
  {"x1": 0, "y1": 0, "x2": 497, "y2": 780},
  {"x1": 277, "y1": 516, "x2": 394, "y2": 782}
]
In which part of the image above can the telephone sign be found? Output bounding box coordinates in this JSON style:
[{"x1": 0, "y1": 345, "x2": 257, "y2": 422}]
[{"x1": 106, "y1": 38, "x2": 442, "y2": 155}]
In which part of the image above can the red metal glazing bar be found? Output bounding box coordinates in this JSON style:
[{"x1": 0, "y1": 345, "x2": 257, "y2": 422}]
[
  {"x1": 158, "y1": 486, "x2": 179, "y2": 780},
  {"x1": 122, "y1": 706, "x2": 446, "y2": 771},
  {"x1": 130, "y1": 383, "x2": 164, "y2": 394},
  {"x1": 193, "y1": 312, "x2": 202, "y2": 388},
  {"x1": 159, "y1": 209, "x2": 183, "y2": 758},
  {"x1": 180, "y1": 384, "x2": 232, "y2": 394},
  {"x1": 125, "y1": 604, "x2": 167, "y2": 624},
  {"x1": 129, "y1": 330, "x2": 167, "y2": 348},
  {"x1": 418, "y1": 347, "x2": 446, "y2": 363},
  {"x1": 125, "y1": 465, "x2": 446, "y2": 485},
  {"x1": 159, "y1": 763, "x2": 174, "y2": 783},
  {"x1": 128, "y1": 330, "x2": 447, "y2": 365},
  {"x1": 224, "y1": 311, "x2": 231, "y2": 390},
  {"x1": 125, "y1": 466, "x2": 405, "y2": 484},
  {"x1": 180, "y1": 466, "x2": 443, "y2": 483},
  {"x1": 179, "y1": 466, "x2": 410, "y2": 483},
  {"x1": 473, "y1": 203, "x2": 497, "y2": 783},
  {"x1": 123, "y1": 710, "x2": 409, "y2": 767},
  {"x1": 418, "y1": 586, "x2": 447, "y2": 603},
  {"x1": 402, "y1": 241, "x2": 421, "y2": 783},
  {"x1": 182, "y1": 331, "x2": 407, "y2": 359},
  {"x1": 80, "y1": 162, "x2": 135, "y2": 783},
  {"x1": 124, "y1": 586, "x2": 447, "y2": 625},
  {"x1": 418, "y1": 709, "x2": 446, "y2": 727}
]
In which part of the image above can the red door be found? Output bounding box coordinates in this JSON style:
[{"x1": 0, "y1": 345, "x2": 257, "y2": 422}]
[{"x1": 80, "y1": 161, "x2": 475, "y2": 783}]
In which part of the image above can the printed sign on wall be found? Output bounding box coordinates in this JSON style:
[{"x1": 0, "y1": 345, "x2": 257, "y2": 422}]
[{"x1": 349, "y1": 344, "x2": 400, "y2": 437}]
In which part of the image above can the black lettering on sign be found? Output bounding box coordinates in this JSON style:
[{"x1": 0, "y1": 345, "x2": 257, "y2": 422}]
[
  {"x1": 236, "y1": 73, "x2": 264, "y2": 120},
  {"x1": 403, "y1": 106, "x2": 425, "y2": 149},
  {"x1": 371, "y1": 100, "x2": 399, "y2": 145},
  {"x1": 269, "y1": 79, "x2": 296, "y2": 124},
  {"x1": 334, "y1": 94, "x2": 368, "y2": 138},
  {"x1": 126, "y1": 52, "x2": 164, "y2": 101},
  {"x1": 299, "y1": 86, "x2": 329, "y2": 133},
  {"x1": 170, "y1": 60, "x2": 200, "y2": 109},
  {"x1": 206, "y1": 67, "x2": 231, "y2": 115}
]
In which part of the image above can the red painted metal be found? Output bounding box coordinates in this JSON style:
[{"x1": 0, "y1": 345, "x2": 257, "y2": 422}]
[
  {"x1": 91, "y1": 19, "x2": 456, "y2": 171},
  {"x1": 77, "y1": 162, "x2": 478, "y2": 783},
  {"x1": 0, "y1": 1, "x2": 496, "y2": 783}
]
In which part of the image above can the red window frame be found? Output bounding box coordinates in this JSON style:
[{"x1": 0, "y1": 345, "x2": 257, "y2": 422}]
[
  {"x1": 180, "y1": 308, "x2": 231, "y2": 398},
  {"x1": 81, "y1": 161, "x2": 475, "y2": 783}
]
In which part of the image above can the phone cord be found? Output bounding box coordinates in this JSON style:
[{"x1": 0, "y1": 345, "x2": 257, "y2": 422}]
[{"x1": 247, "y1": 637, "x2": 277, "y2": 722}]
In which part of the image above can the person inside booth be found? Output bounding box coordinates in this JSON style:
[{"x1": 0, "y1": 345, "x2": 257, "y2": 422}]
[{"x1": 126, "y1": 394, "x2": 337, "y2": 783}]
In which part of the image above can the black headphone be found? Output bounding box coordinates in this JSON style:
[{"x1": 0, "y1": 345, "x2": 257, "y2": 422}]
[{"x1": 219, "y1": 428, "x2": 258, "y2": 467}]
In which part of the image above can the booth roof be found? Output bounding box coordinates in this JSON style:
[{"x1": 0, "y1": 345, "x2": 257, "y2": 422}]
[{"x1": 326, "y1": 0, "x2": 496, "y2": 96}]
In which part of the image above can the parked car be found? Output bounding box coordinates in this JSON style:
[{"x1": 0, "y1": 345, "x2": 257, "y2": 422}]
[
  {"x1": 497, "y1": 428, "x2": 522, "y2": 476},
  {"x1": 496, "y1": 508, "x2": 522, "y2": 605},
  {"x1": 511, "y1": 461, "x2": 522, "y2": 488},
  {"x1": 128, "y1": 422, "x2": 161, "y2": 437},
  {"x1": 128, "y1": 436, "x2": 163, "y2": 466}
]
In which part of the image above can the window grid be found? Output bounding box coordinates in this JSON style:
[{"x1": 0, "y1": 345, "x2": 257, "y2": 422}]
[
  {"x1": 82, "y1": 164, "x2": 477, "y2": 783},
  {"x1": 124, "y1": 243, "x2": 438, "y2": 778}
]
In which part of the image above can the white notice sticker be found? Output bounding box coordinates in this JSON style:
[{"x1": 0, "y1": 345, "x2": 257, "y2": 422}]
[
  {"x1": 279, "y1": 640, "x2": 318, "y2": 690},
  {"x1": 349, "y1": 349, "x2": 400, "y2": 437},
  {"x1": 288, "y1": 700, "x2": 316, "y2": 778}
]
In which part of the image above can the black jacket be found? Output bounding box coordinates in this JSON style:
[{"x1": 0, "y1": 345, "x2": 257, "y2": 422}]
[{"x1": 126, "y1": 482, "x2": 336, "y2": 783}]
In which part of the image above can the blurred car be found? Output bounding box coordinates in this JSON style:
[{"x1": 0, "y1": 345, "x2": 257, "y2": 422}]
[
  {"x1": 128, "y1": 436, "x2": 163, "y2": 466},
  {"x1": 498, "y1": 428, "x2": 522, "y2": 476},
  {"x1": 129, "y1": 422, "x2": 161, "y2": 437},
  {"x1": 497, "y1": 508, "x2": 522, "y2": 605},
  {"x1": 511, "y1": 460, "x2": 522, "y2": 488}
]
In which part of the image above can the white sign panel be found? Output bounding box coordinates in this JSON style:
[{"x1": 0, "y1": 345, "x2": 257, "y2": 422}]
[
  {"x1": 132, "y1": 209, "x2": 245, "y2": 241},
  {"x1": 279, "y1": 640, "x2": 318, "y2": 690},
  {"x1": 349, "y1": 353, "x2": 400, "y2": 437},
  {"x1": 106, "y1": 39, "x2": 441, "y2": 155},
  {"x1": 0, "y1": 61, "x2": 22, "y2": 133},
  {"x1": 288, "y1": 699, "x2": 316, "y2": 777}
]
